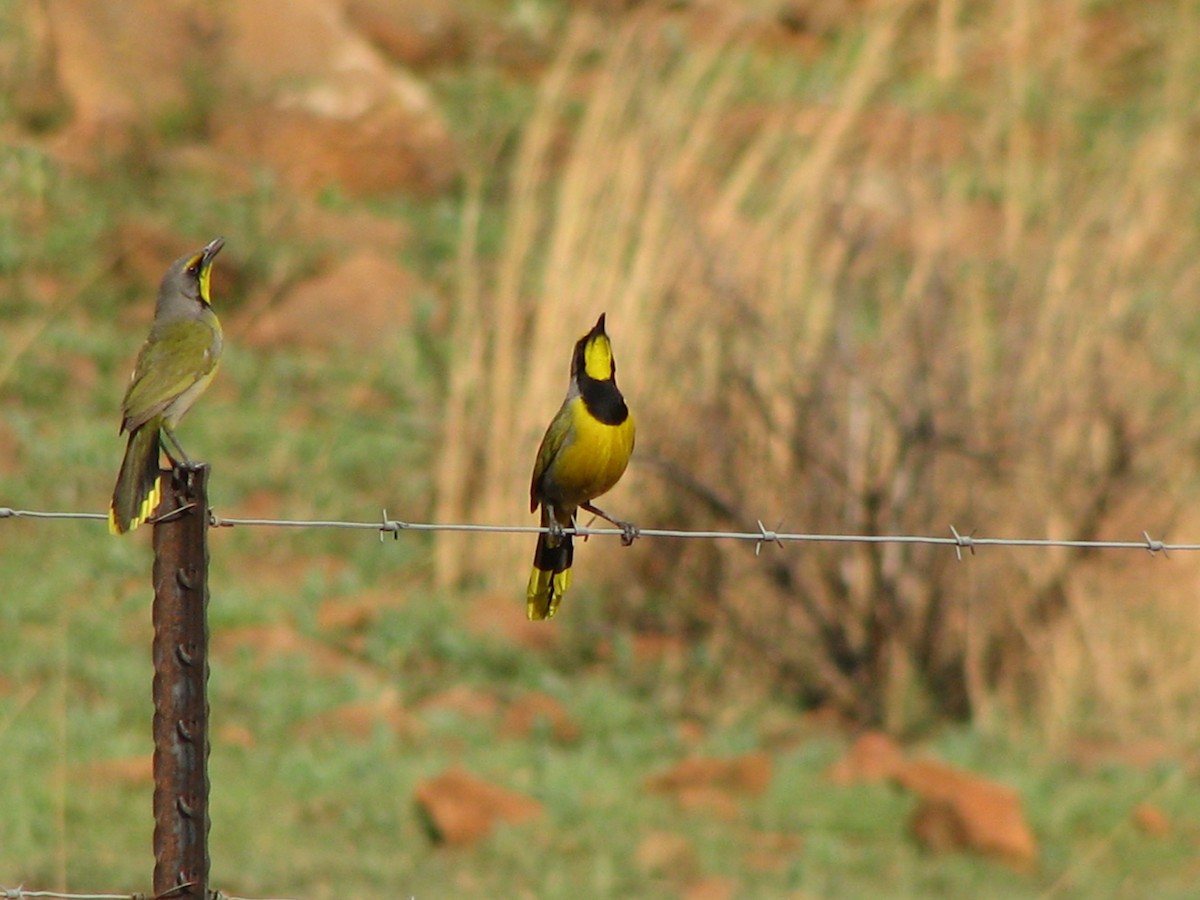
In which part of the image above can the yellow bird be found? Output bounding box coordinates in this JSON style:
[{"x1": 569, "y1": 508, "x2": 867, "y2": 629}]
[
  {"x1": 527, "y1": 313, "x2": 637, "y2": 620},
  {"x1": 109, "y1": 238, "x2": 225, "y2": 534}
]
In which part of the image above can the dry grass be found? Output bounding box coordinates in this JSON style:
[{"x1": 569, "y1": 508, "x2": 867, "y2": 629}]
[{"x1": 437, "y1": 1, "x2": 1200, "y2": 734}]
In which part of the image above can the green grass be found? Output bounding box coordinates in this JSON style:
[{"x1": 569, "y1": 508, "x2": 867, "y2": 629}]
[
  {"x1": 3, "y1": 543, "x2": 1199, "y2": 897},
  {"x1": 6, "y1": 1, "x2": 1200, "y2": 895},
  {"x1": 2, "y1": 479, "x2": 1199, "y2": 896}
]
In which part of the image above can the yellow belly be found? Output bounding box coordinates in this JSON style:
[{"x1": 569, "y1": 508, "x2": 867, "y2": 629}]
[{"x1": 542, "y1": 397, "x2": 635, "y2": 509}]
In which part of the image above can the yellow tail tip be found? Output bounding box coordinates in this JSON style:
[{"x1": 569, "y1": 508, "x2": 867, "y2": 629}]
[
  {"x1": 526, "y1": 568, "x2": 571, "y2": 620},
  {"x1": 109, "y1": 476, "x2": 163, "y2": 535}
]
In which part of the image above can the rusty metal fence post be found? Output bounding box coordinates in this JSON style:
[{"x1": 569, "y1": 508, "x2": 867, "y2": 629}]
[{"x1": 151, "y1": 463, "x2": 211, "y2": 899}]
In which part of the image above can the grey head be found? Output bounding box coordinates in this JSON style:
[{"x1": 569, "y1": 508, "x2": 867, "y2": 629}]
[{"x1": 154, "y1": 236, "x2": 225, "y2": 321}]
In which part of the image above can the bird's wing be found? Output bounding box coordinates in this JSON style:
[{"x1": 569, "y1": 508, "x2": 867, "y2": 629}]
[
  {"x1": 121, "y1": 319, "x2": 217, "y2": 432},
  {"x1": 529, "y1": 402, "x2": 574, "y2": 512}
]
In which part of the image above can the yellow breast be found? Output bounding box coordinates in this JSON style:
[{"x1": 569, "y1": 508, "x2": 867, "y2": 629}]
[{"x1": 543, "y1": 397, "x2": 635, "y2": 509}]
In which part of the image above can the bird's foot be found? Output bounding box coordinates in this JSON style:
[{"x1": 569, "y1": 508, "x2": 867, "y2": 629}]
[{"x1": 580, "y1": 501, "x2": 638, "y2": 545}]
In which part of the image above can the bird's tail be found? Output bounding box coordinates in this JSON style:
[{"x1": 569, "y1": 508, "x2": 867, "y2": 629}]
[
  {"x1": 109, "y1": 422, "x2": 163, "y2": 535},
  {"x1": 526, "y1": 508, "x2": 573, "y2": 620}
]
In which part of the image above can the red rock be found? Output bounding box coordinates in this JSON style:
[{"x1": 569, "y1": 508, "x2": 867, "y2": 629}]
[
  {"x1": 827, "y1": 730, "x2": 906, "y2": 785},
  {"x1": 214, "y1": 0, "x2": 458, "y2": 197},
  {"x1": 344, "y1": 0, "x2": 471, "y2": 70},
  {"x1": 898, "y1": 759, "x2": 1037, "y2": 870},
  {"x1": 500, "y1": 692, "x2": 582, "y2": 743},
  {"x1": 1132, "y1": 803, "x2": 1171, "y2": 837},
  {"x1": 635, "y1": 831, "x2": 698, "y2": 880},
  {"x1": 241, "y1": 251, "x2": 420, "y2": 351},
  {"x1": 37, "y1": 0, "x2": 457, "y2": 196},
  {"x1": 214, "y1": 100, "x2": 457, "y2": 198},
  {"x1": 645, "y1": 752, "x2": 773, "y2": 818},
  {"x1": 647, "y1": 752, "x2": 773, "y2": 796},
  {"x1": 910, "y1": 797, "x2": 969, "y2": 854},
  {"x1": 414, "y1": 767, "x2": 543, "y2": 846},
  {"x1": 41, "y1": 0, "x2": 215, "y2": 159}
]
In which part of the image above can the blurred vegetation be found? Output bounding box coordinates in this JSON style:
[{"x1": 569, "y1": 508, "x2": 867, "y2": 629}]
[
  {"x1": 439, "y1": 0, "x2": 1200, "y2": 737},
  {"x1": 3, "y1": 0, "x2": 1200, "y2": 895}
]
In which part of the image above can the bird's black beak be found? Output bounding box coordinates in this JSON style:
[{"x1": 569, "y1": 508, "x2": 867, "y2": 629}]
[{"x1": 202, "y1": 236, "x2": 225, "y2": 266}]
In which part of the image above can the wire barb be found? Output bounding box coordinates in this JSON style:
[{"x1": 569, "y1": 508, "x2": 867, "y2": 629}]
[
  {"x1": 754, "y1": 519, "x2": 784, "y2": 557},
  {"x1": 379, "y1": 509, "x2": 407, "y2": 542},
  {"x1": 1142, "y1": 531, "x2": 1168, "y2": 557},
  {"x1": 949, "y1": 525, "x2": 976, "y2": 560}
]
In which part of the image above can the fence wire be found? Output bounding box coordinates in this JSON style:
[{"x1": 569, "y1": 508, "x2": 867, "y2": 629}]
[
  {"x1": 0, "y1": 501, "x2": 1183, "y2": 900},
  {"x1": 0, "y1": 505, "x2": 1188, "y2": 558},
  {"x1": 0, "y1": 889, "x2": 301, "y2": 900}
]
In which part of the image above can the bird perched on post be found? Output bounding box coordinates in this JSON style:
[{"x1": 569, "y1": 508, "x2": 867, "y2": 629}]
[
  {"x1": 527, "y1": 313, "x2": 637, "y2": 620},
  {"x1": 109, "y1": 237, "x2": 225, "y2": 535}
]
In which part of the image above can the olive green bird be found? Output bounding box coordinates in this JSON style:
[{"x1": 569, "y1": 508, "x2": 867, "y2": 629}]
[
  {"x1": 108, "y1": 237, "x2": 225, "y2": 535},
  {"x1": 527, "y1": 313, "x2": 637, "y2": 620}
]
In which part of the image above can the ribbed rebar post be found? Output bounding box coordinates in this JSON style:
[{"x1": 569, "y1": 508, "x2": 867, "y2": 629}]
[{"x1": 151, "y1": 463, "x2": 211, "y2": 899}]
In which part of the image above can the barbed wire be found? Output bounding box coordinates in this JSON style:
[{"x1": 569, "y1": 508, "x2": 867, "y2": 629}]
[
  {"x1": 0, "y1": 888, "x2": 301, "y2": 900},
  {"x1": 0, "y1": 506, "x2": 1189, "y2": 558}
]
